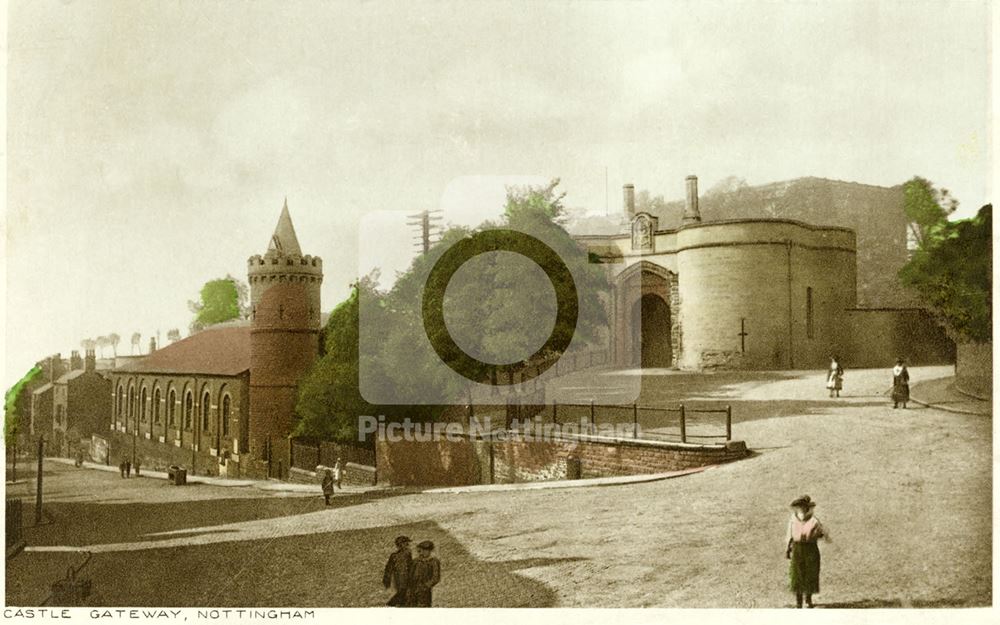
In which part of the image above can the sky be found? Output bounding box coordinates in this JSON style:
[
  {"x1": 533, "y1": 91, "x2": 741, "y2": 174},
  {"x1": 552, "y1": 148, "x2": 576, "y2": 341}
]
[{"x1": 2, "y1": 0, "x2": 993, "y2": 386}]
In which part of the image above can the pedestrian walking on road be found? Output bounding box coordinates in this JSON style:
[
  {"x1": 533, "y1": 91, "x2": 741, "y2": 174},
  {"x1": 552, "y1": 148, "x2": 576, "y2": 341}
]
[
  {"x1": 134, "y1": 457, "x2": 141, "y2": 477},
  {"x1": 74, "y1": 448, "x2": 84, "y2": 468},
  {"x1": 826, "y1": 356, "x2": 844, "y2": 398},
  {"x1": 785, "y1": 495, "x2": 830, "y2": 608},
  {"x1": 382, "y1": 535, "x2": 412, "y2": 607},
  {"x1": 333, "y1": 458, "x2": 343, "y2": 490},
  {"x1": 118, "y1": 458, "x2": 127, "y2": 478},
  {"x1": 321, "y1": 469, "x2": 335, "y2": 505},
  {"x1": 408, "y1": 540, "x2": 441, "y2": 607},
  {"x1": 892, "y1": 359, "x2": 910, "y2": 409},
  {"x1": 125, "y1": 459, "x2": 132, "y2": 478}
]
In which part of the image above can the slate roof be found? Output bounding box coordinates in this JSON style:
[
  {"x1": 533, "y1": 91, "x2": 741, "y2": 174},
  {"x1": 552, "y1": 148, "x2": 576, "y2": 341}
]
[{"x1": 113, "y1": 326, "x2": 251, "y2": 376}]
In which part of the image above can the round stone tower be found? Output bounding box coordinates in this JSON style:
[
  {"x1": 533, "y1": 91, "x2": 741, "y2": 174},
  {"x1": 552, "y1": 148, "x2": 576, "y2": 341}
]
[{"x1": 246, "y1": 200, "x2": 323, "y2": 475}]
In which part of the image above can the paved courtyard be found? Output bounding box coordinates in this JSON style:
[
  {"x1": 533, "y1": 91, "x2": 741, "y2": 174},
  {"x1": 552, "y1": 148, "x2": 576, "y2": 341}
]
[{"x1": 5, "y1": 366, "x2": 991, "y2": 607}]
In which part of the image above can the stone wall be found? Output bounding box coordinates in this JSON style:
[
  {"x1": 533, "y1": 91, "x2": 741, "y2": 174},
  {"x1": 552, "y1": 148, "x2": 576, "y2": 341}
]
[
  {"x1": 376, "y1": 431, "x2": 749, "y2": 487},
  {"x1": 955, "y1": 341, "x2": 991, "y2": 399},
  {"x1": 674, "y1": 221, "x2": 856, "y2": 370},
  {"x1": 841, "y1": 309, "x2": 955, "y2": 368}
]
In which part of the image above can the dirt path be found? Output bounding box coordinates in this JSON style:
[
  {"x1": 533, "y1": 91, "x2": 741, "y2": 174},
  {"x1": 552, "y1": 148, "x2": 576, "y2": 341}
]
[{"x1": 6, "y1": 367, "x2": 990, "y2": 607}]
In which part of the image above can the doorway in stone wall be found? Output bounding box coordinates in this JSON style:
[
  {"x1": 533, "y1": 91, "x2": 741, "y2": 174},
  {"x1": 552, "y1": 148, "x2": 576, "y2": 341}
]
[{"x1": 631, "y1": 293, "x2": 672, "y2": 368}]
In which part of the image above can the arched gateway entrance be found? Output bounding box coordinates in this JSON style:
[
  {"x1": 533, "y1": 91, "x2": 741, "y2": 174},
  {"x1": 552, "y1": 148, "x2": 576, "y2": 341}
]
[
  {"x1": 631, "y1": 293, "x2": 672, "y2": 367},
  {"x1": 614, "y1": 262, "x2": 679, "y2": 368}
]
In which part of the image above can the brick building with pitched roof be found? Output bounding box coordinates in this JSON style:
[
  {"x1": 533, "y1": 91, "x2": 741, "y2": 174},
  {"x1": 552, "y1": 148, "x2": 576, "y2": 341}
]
[{"x1": 104, "y1": 203, "x2": 322, "y2": 478}]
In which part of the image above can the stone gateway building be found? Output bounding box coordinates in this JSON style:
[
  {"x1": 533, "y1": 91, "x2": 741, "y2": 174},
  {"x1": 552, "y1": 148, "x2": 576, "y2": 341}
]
[
  {"x1": 106, "y1": 203, "x2": 322, "y2": 478},
  {"x1": 577, "y1": 176, "x2": 954, "y2": 370}
]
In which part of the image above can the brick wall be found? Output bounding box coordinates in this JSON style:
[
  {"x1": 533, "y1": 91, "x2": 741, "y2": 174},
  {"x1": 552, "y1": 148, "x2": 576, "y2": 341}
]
[{"x1": 376, "y1": 430, "x2": 748, "y2": 487}]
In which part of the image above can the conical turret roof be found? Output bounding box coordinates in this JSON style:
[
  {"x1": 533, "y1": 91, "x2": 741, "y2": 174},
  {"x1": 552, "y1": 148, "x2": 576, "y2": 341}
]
[{"x1": 267, "y1": 198, "x2": 303, "y2": 256}]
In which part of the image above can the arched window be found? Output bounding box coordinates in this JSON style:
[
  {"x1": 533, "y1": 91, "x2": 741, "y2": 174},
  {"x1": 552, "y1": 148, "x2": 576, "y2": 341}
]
[
  {"x1": 140, "y1": 388, "x2": 148, "y2": 422},
  {"x1": 153, "y1": 388, "x2": 161, "y2": 424},
  {"x1": 201, "y1": 391, "x2": 211, "y2": 432},
  {"x1": 184, "y1": 391, "x2": 194, "y2": 430},
  {"x1": 116, "y1": 386, "x2": 124, "y2": 419},
  {"x1": 222, "y1": 395, "x2": 231, "y2": 437},
  {"x1": 168, "y1": 389, "x2": 177, "y2": 426}
]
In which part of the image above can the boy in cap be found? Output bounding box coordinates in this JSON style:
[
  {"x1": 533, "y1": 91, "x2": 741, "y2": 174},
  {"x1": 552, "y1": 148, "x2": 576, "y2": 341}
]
[
  {"x1": 407, "y1": 540, "x2": 441, "y2": 607},
  {"x1": 382, "y1": 535, "x2": 412, "y2": 607}
]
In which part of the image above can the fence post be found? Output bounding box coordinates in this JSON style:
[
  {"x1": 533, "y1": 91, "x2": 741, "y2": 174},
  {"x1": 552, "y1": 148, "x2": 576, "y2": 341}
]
[
  {"x1": 679, "y1": 404, "x2": 687, "y2": 444},
  {"x1": 632, "y1": 403, "x2": 638, "y2": 439},
  {"x1": 552, "y1": 400, "x2": 558, "y2": 425},
  {"x1": 726, "y1": 405, "x2": 732, "y2": 442}
]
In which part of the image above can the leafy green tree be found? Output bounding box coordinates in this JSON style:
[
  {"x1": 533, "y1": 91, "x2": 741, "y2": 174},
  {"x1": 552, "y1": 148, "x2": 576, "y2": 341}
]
[
  {"x1": 5, "y1": 365, "x2": 42, "y2": 447},
  {"x1": 900, "y1": 204, "x2": 991, "y2": 342},
  {"x1": 188, "y1": 275, "x2": 248, "y2": 332},
  {"x1": 294, "y1": 179, "x2": 611, "y2": 441},
  {"x1": 903, "y1": 176, "x2": 958, "y2": 252},
  {"x1": 293, "y1": 280, "x2": 372, "y2": 442},
  {"x1": 108, "y1": 333, "x2": 120, "y2": 357}
]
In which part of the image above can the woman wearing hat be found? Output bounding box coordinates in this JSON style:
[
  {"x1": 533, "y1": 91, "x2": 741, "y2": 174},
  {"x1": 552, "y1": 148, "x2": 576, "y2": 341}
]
[
  {"x1": 825, "y1": 355, "x2": 844, "y2": 398},
  {"x1": 785, "y1": 495, "x2": 829, "y2": 608},
  {"x1": 891, "y1": 358, "x2": 910, "y2": 409}
]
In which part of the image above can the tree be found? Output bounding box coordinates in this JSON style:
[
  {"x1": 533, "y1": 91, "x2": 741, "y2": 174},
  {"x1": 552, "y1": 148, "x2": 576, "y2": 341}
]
[
  {"x1": 80, "y1": 338, "x2": 96, "y2": 352},
  {"x1": 130, "y1": 332, "x2": 142, "y2": 354},
  {"x1": 5, "y1": 365, "x2": 42, "y2": 448},
  {"x1": 166, "y1": 329, "x2": 182, "y2": 343},
  {"x1": 188, "y1": 274, "x2": 249, "y2": 333},
  {"x1": 294, "y1": 282, "x2": 374, "y2": 442},
  {"x1": 295, "y1": 179, "x2": 612, "y2": 441},
  {"x1": 108, "y1": 333, "x2": 121, "y2": 357},
  {"x1": 96, "y1": 336, "x2": 109, "y2": 358},
  {"x1": 705, "y1": 176, "x2": 749, "y2": 196},
  {"x1": 635, "y1": 189, "x2": 668, "y2": 214},
  {"x1": 902, "y1": 176, "x2": 958, "y2": 253},
  {"x1": 900, "y1": 204, "x2": 991, "y2": 342}
]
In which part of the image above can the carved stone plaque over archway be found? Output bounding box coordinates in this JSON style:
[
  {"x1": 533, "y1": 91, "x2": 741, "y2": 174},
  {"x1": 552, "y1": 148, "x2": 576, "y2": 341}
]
[{"x1": 631, "y1": 213, "x2": 658, "y2": 253}]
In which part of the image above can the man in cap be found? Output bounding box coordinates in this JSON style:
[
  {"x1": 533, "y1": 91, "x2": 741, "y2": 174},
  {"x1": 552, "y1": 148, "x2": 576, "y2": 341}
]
[
  {"x1": 408, "y1": 540, "x2": 441, "y2": 607},
  {"x1": 382, "y1": 535, "x2": 412, "y2": 606}
]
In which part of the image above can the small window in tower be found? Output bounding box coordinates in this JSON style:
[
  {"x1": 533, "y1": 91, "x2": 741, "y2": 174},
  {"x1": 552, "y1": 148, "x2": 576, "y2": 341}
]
[
  {"x1": 168, "y1": 389, "x2": 177, "y2": 427},
  {"x1": 806, "y1": 287, "x2": 815, "y2": 339},
  {"x1": 153, "y1": 389, "x2": 161, "y2": 424}
]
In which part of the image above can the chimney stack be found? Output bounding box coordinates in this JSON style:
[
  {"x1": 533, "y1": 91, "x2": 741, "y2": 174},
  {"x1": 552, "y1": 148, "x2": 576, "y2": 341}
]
[
  {"x1": 623, "y1": 184, "x2": 636, "y2": 219},
  {"x1": 85, "y1": 349, "x2": 96, "y2": 372},
  {"x1": 70, "y1": 350, "x2": 83, "y2": 371},
  {"x1": 149, "y1": 337, "x2": 157, "y2": 354},
  {"x1": 48, "y1": 353, "x2": 65, "y2": 382},
  {"x1": 683, "y1": 175, "x2": 701, "y2": 224}
]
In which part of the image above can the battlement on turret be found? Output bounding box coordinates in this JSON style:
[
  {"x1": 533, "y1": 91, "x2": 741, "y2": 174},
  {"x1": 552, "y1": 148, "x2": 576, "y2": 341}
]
[{"x1": 247, "y1": 253, "x2": 323, "y2": 268}]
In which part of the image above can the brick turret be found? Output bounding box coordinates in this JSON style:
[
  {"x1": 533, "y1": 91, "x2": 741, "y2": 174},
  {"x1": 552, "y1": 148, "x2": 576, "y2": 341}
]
[{"x1": 246, "y1": 200, "x2": 323, "y2": 475}]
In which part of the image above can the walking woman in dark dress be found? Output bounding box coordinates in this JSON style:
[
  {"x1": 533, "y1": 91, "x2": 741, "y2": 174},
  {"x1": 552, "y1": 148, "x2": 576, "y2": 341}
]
[
  {"x1": 891, "y1": 358, "x2": 910, "y2": 409},
  {"x1": 785, "y1": 495, "x2": 829, "y2": 608}
]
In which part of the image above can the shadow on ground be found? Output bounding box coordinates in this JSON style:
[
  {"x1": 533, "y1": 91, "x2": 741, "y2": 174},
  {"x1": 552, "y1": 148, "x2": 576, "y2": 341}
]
[
  {"x1": 8, "y1": 520, "x2": 576, "y2": 607},
  {"x1": 11, "y1": 490, "x2": 406, "y2": 548}
]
